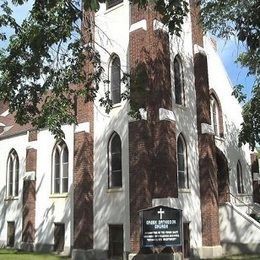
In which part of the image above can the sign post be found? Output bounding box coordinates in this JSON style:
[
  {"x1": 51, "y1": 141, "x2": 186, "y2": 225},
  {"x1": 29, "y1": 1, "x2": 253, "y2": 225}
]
[{"x1": 140, "y1": 206, "x2": 182, "y2": 248}]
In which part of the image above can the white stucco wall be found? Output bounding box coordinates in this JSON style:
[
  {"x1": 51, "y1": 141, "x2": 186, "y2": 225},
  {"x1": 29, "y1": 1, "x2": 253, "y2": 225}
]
[
  {"x1": 94, "y1": 0, "x2": 131, "y2": 253},
  {"x1": 0, "y1": 133, "x2": 27, "y2": 247},
  {"x1": 34, "y1": 125, "x2": 74, "y2": 251},
  {"x1": 219, "y1": 203, "x2": 260, "y2": 247},
  {"x1": 205, "y1": 37, "x2": 253, "y2": 211},
  {"x1": 0, "y1": 125, "x2": 75, "y2": 251}
]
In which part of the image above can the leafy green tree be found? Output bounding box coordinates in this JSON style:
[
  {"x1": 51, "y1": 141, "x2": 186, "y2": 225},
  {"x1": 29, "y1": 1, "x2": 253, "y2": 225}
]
[
  {"x1": 0, "y1": 0, "x2": 188, "y2": 138},
  {"x1": 0, "y1": 0, "x2": 259, "y2": 148},
  {"x1": 200, "y1": 0, "x2": 260, "y2": 149}
]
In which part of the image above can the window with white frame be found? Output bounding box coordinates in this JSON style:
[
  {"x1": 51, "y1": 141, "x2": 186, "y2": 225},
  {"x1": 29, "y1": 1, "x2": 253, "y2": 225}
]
[
  {"x1": 237, "y1": 160, "x2": 244, "y2": 194},
  {"x1": 108, "y1": 132, "x2": 122, "y2": 189},
  {"x1": 177, "y1": 134, "x2": 189, "y2": 189},
  {"x1": 7, "y1": 149, "x2": 19, "y2": 197},
  {"x1": 110, "y1": 55, "x2": 121, "y2": 105},
  {"x1": 210, "y1": 96, "x2": 220, "y2": 136},
  {"x1": 53, "y1": 141, "x2": 69, "y2": 194},
  {"x1": 174, "y1": 55, "x2": 185, "y2": 105}
]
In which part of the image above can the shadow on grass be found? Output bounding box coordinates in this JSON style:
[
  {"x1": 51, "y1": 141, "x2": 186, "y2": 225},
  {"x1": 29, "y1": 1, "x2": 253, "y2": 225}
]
[{"x1": 0, "y1": 249, "x2": 70, "y2": 259}]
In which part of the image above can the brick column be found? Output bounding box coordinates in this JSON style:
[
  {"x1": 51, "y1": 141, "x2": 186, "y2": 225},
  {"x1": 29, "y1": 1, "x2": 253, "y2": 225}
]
[
  {"x1": 129, "y1": 3, "x2": 177, "y2": 253},
  {"x1": 251, "y1": 153, "x2": 260, "y2": 203},
  {"x1": 190, "y1": 0, "x2": 221, "y2": 252},
  {"x1": 73, "y1": 132, "x2": 93, "y2": 250},
  {"x1": 22, "y1": 147, "x2": 37, "y2": 249},
  {"x1": 73, "y1": 9, "x2": 94, "y2": 251}
]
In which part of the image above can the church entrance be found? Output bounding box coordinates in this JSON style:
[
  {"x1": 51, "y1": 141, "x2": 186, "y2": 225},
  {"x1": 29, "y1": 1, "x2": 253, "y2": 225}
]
[{"x1": 216, "y1": 148, "x2": 230, "y2": 204}]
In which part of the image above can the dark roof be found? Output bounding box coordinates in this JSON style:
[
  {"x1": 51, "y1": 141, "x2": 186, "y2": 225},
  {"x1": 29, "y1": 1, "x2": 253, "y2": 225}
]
[{"x1": 0, "y1": 110, "x2": 33, "y2": 139}]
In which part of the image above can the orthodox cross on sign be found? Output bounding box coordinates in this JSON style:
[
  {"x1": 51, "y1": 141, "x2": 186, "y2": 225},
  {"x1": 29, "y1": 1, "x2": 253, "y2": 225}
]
[{"x1": 157, "y1": 208, "x2": 165, "y2": 220}]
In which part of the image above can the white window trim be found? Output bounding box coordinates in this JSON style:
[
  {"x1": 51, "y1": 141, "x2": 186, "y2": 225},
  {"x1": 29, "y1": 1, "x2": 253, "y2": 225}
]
[
  {"x1": 177, "y1": 135, "x2": 189, "y2": 190},
  {"x1": 237, "y1": 161, "x2": 244, "y2": 194},
  {"x1": 52, "y1": 142, "x2": 69, "y2": 194},
  {"x1": 108, "y1": 132, "x2": 122, "y2": 189},
  {"x1": 210, "y1": 97, "x2": 220, "y2": 137},
  {"x1": 6, "y1": 150, "x2": 19, "y2": 198},
  {"x1": 173, "y1": 55, "x2": 185, "y2": 106},
  {"x1": 109, "y1": 54, "x2": 122, "y2": 106}
]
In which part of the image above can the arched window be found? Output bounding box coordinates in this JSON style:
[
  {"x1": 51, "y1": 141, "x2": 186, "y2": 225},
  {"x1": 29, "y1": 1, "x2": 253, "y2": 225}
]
[
  {"x1": 210, "y1": 96, "x2": 220, "y2": 136},
  {"x1": 108, "y1": 132, "x2": 122, "y2": 188},
  {"x1": 237, "y1": 160, "x2": 244, "y2": 194},
  {"x1": 174, "y1": 55, "x2": 184, "y2": 105},
  {"x1": 110, "y1": 55, "x2": 121, "y2": 105},
  {"x1": 7, "y1": 149, "x2": 19, "y2": 197},
  {"x1": 177, "y1": 134, "x2": 188, "y2": 189},
  {"x1": 53, "y1": 141, "x2": 69, "y2": 194},
  {"x1": 210, "y1": 91, "x2": 224, "y2": 138}
]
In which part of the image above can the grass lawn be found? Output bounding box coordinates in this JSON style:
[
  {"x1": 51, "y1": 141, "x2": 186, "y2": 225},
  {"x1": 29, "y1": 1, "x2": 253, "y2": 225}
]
[
  {"x1": 0, "y1": 249, "x2": 70, "y2": 260},
  {"x1": 217, "y1": 255, "x2": 260, "y2": 259}
]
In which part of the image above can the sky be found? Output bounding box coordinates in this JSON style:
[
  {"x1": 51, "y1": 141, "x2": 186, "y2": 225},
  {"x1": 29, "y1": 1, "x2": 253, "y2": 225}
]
[{"x1": 216, "y1": 37, "x2": 255, "y2": 99}]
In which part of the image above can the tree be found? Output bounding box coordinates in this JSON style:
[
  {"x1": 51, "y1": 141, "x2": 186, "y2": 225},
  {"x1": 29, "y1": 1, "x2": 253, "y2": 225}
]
[
  {"x1": 0, "y1": 0, "x2": 188, "y2": 138},
  {"x1": 200, "y1": 0, "x2": 260, "y2": 149},
  {"x1": 0, "y1": 0, "x2": 259, "y2": 148}
]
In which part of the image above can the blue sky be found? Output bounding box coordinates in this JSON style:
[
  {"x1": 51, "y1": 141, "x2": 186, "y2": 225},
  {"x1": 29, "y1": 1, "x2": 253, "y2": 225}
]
[{"x1": 216, "y1": 37, "x2": 255, "y2": 99}]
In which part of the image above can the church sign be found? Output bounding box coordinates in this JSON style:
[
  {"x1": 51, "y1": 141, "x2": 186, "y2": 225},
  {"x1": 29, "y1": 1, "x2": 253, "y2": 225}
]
[{"x1": 140, "y1": 206, "x2": 182, "y2": 248}]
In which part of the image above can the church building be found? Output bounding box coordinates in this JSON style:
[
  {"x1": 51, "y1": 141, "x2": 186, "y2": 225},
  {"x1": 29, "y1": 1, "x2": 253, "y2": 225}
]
[{"x1": 0, "y1": 0, "x2": 260, "y2": 259}]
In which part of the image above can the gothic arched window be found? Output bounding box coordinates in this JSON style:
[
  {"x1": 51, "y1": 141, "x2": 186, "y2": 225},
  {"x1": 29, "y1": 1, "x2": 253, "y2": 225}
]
[
  {"x1": 211, "y1": 97, "x2": 220, "y2": 136},
  {"x1": 7, "y1": 149, "x2": 19, "y2": 197},
  {"x1": 174, "y1": 55, "x2": 185, "y2": 105},
  {"x1": 108, "y1": 132, "x2": 122, "y2": 188},
  {"x1": 177, "y1": 134, "x2": 189, "y2": 189},
  {"x1": 53, "y1": 141, "x2": 69, "y2": 194},
  {"x1": 210, "y1": 91, "x2": 224, "y2": 138},
  {"x1": 237, "y1": 160, "x2": 244, "y2": 194},
  {"x1": 110, "y1": 55, "x2": 121, "y2": 105}
]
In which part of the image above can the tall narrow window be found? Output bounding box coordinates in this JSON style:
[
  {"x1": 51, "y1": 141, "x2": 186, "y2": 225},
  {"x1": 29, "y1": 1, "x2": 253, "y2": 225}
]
[
  {"x1": 174, "y1": 55, "x2": 184, "y2": 105},
  {"x1": 210, "y1": 92, "x2": 224, "y2": 138},
  {"x1": 53, "y1": 141, "x2": 69, "y2": 194},
  {"x1": 210, "y1": 97, "x2": 220, "y2": 136},
  {"x1": 177, "y1": 134, "x2": 188, "y2": 189},
  {"x1": 109, "y1": 225, "x2": 124, "y2": 259},
  {"x1": 237, "y1": 160, "x2": 244, "y2": 194},
  {"x1": 108, "y1": 132, "x2": 122, "y2": 188},
  {"x1": 7, "y1": 149, "x2": 19, "y2": 197},
  {"x1": 110, "y1": 55, "x2": 121, "y2": 105}
]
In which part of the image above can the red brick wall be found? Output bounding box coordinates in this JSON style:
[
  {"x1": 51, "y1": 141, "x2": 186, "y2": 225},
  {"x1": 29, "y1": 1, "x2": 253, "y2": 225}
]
[
  {"x1": 22, "y1": 180, "x2": 36, "y2": 243},
  {"x1": 22, "y1": 148, "x2": 37, "y2": 243},
  {"x1": 194, "y1": 52, "x2": 220, "y2": 246},
  {"x1": 73, "y1": 131, "x2": 93, "y2": 249},
  {"x1": 28, "y1": 130, "x2": 38, "y2": 142},
  {"x1": 216, "y1": 149, "x2": 230, "y2": 205},
  {"x1": 190, "y1": 0, "x2": 221, "y2": 246},
  {"x1": 189, "y1": 0, "x2": 204, "y2": 49},
  {"x1": 129, "y1": 120, "x2": 177, "y2": 252},
  {"x1": 26, "y1": 148, "x2": 37, "y2": 172},
  {"x1": 129, "y1": 3, "x2": 177, "y2": 252},
  {"x1": 251, "y1": 153, "x2": 260, "y2": 203},
  {"x1": 0, "y1": 100, "x2": 9, "y2": 114},
  {"x1": 73, "y1": 9, "x2": 94, "y2": 251}
]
